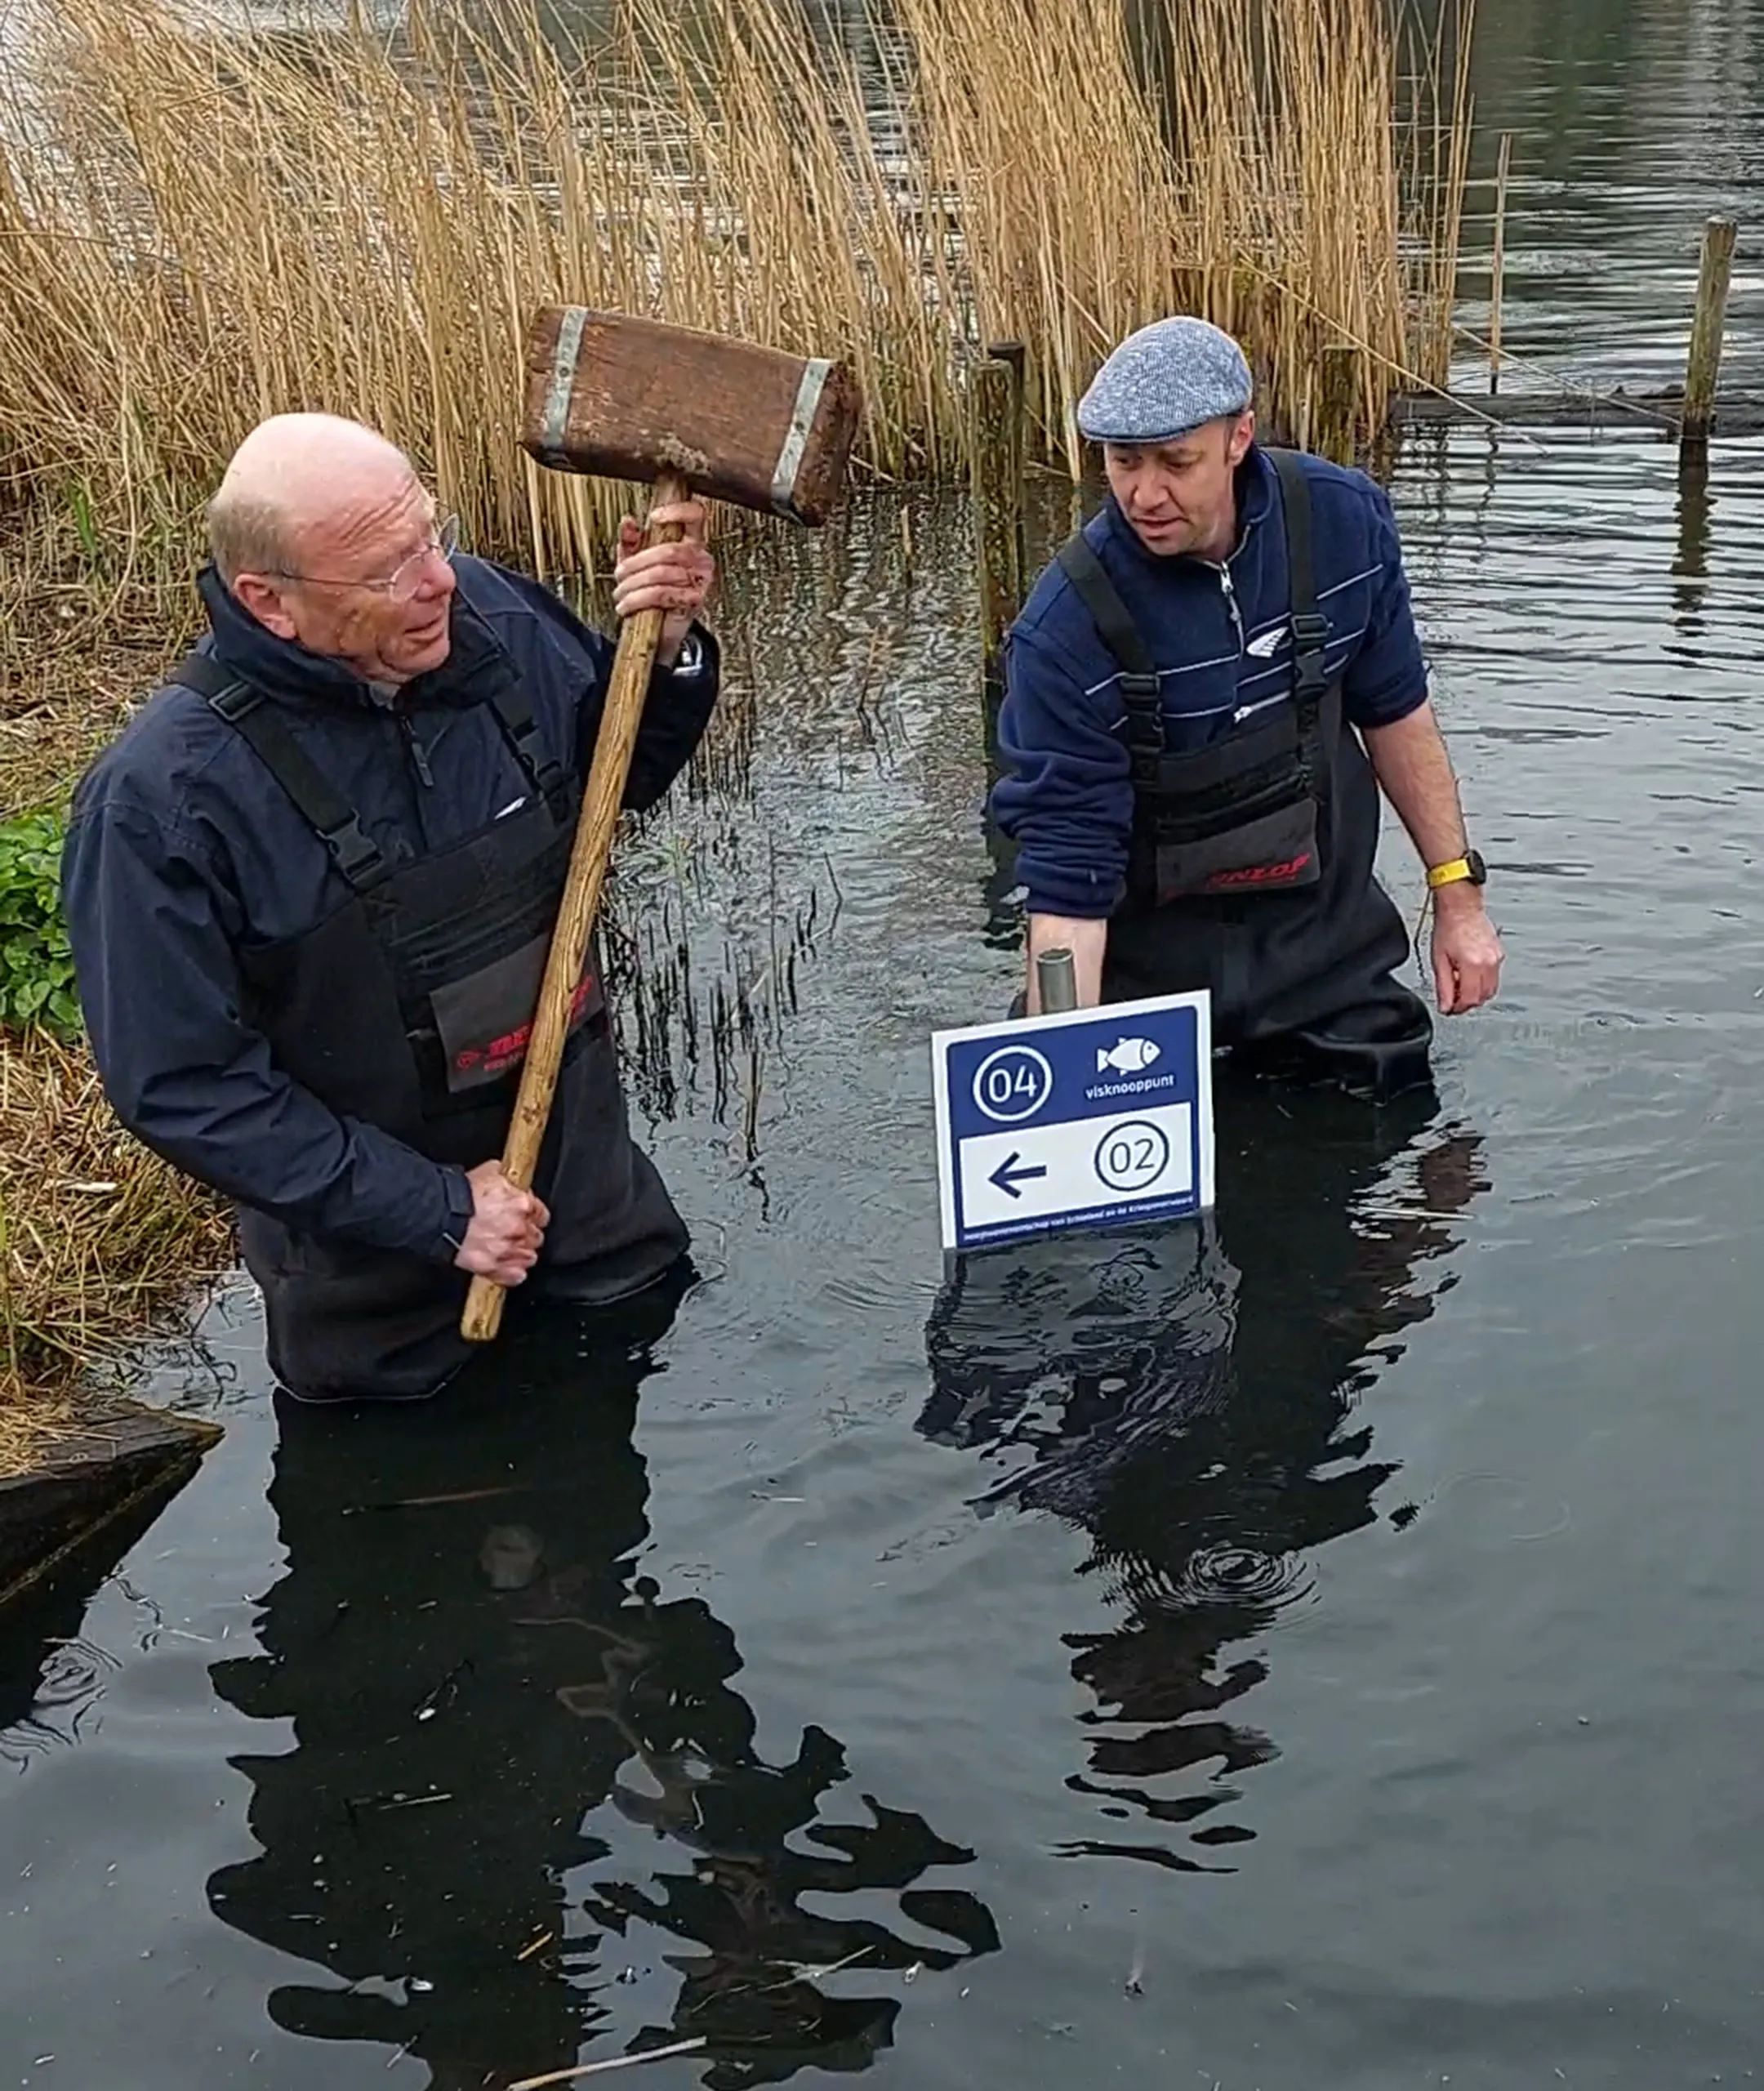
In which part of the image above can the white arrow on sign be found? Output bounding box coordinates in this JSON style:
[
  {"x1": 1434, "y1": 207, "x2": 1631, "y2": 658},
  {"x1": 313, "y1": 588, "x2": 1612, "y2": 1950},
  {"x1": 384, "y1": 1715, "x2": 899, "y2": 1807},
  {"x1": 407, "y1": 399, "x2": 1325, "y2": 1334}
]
[{"x1": 956, "y1": 1103, "x2": 1194, "y2": 1233}]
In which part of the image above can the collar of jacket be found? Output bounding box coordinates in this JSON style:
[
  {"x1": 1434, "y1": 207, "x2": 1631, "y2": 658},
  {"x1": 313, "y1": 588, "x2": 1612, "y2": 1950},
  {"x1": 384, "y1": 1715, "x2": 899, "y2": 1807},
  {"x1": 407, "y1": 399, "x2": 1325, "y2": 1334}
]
[
  {"x1": 1099, "y1": 439, "x2": 1278, "y2": 573},
  {"x1": 196, "y1": 559, "x2": 507, "y2": 712}
]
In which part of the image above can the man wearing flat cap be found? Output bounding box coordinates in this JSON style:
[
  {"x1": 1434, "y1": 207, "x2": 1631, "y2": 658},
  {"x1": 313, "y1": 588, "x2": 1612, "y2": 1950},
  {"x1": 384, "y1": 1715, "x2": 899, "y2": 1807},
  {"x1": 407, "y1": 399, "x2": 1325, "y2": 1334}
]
[{"x1": 991, "y1": 315, "x2": 1502, "y2": 1098}]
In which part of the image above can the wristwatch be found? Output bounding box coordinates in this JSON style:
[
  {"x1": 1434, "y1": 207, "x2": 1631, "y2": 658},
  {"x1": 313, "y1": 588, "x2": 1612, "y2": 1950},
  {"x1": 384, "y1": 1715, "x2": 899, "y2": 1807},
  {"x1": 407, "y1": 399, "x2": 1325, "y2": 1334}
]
[
  {"x1": 669, "y1": 629, "x2": 706, "y2": 677},
  {"x1": 1426, "y1": 849, "x2": 1488, "y2": 891}
]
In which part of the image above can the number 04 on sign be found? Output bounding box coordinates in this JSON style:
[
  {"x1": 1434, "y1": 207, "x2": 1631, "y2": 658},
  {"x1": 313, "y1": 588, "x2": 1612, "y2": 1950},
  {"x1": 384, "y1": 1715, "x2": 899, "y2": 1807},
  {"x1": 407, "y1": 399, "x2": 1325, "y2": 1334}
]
[{"x1": 929, "y1": 991, "x2": 1215, "y2": 1253}]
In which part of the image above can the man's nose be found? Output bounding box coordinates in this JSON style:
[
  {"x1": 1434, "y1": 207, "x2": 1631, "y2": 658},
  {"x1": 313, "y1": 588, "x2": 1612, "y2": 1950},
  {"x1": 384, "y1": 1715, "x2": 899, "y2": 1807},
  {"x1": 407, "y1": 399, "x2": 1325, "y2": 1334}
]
[{"x1": 414, "y1": 554, "x2": 457, "y2": 603}]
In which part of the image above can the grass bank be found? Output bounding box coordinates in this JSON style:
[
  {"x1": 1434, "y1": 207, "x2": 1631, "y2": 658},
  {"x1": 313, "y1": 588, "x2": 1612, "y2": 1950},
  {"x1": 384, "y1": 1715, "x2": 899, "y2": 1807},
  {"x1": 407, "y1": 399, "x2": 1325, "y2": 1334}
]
[
  {"x1": 0, "y1": 1036, "x2": 233, "y2": 1472},
  {"x1": 0, "y1": 0, "x2": 1473, "y2": 1462}
]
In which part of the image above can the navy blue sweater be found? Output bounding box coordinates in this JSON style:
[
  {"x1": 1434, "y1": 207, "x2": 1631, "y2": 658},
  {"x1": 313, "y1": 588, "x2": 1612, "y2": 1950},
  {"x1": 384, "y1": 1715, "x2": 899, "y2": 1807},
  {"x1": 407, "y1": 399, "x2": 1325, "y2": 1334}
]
[
  {"x1": 991, "y1": 445, "x2": 1429, "y2": 919},
  {"x1": 61, "y1": 557, "x2": 718, "y2": 1264}
]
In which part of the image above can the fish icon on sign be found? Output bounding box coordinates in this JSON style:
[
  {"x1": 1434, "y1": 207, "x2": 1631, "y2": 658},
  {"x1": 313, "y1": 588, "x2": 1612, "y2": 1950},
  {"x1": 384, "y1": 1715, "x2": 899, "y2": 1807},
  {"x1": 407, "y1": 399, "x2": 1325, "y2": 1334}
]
[{"x1": 1098, "y1": 1037, "x2": 1160, "y2": 1074}]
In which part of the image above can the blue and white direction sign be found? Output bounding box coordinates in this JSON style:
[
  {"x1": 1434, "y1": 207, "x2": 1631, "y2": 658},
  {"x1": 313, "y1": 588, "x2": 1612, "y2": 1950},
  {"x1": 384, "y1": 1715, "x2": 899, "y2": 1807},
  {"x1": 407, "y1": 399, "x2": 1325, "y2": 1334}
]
[{"x1": 930, "y1": 991, "x2": 1214, "y2": 1251}]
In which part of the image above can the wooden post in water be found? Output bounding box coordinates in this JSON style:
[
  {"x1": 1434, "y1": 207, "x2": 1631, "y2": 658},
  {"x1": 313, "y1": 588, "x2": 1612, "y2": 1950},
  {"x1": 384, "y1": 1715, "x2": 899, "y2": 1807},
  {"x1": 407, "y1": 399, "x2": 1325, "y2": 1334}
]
[
  {"x1": 972, "y1": 349, "x2": 1026, "y2": 687},
  {"x1": 1682, "y1": 216, "x2": 1737, "y2": 452},
  {"x1": 986, "y1": 339, "x2": 1029, "y2": 591},
  {"x1": 1672, "y1": 441, "x2": 1713, "y2": 622},
  {"x1": 1313, "y1": 342, "x2": 1364, "y2": 466},
  {"x1": 1489, "y1": 132, "x2": 1512, "y2": 395}
]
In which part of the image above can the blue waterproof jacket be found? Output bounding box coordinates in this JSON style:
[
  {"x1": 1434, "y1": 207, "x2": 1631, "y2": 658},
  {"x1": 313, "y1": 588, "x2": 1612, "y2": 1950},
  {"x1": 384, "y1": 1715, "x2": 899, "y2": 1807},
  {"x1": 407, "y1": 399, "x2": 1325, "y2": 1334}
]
[
  {"x1": 991, "y1": 444, "x2": 1429, "y2": 919},
  {"x1": 60, "y1": 557, "x2": 718, "y2": 1264}
]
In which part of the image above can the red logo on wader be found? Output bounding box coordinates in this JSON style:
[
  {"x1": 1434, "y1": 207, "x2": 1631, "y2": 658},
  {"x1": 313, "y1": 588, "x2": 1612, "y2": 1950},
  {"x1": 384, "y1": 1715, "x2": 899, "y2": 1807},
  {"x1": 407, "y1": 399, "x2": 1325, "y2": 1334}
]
[
  {"x1": 459, "y1": 975, "x2": 598, "y2": 1081},
  {"x1": 1205, "y1": 852, "x2": 1312, "y2": 890}
]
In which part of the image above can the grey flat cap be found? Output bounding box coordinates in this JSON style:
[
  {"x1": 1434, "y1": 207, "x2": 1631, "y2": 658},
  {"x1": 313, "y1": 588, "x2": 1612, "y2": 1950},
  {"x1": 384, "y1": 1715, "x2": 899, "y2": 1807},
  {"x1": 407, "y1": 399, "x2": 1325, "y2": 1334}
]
[{"x1": 1076, "y1": 316, "x2": 1254, "y2": 444}]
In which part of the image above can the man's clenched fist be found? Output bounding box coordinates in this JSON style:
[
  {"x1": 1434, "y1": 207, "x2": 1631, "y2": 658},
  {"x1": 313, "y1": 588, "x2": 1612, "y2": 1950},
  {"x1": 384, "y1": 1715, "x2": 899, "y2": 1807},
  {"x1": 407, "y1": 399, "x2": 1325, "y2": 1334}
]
[{"x1": 455, "y1": 1161, "x2": 550, "y2": 1287}]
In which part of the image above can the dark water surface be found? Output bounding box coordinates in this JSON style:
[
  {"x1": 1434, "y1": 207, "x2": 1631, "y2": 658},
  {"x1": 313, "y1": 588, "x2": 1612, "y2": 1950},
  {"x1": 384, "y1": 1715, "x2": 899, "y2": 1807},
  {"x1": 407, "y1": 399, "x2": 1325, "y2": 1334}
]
[{"x1": 9, "y1": 1, "x2": 1764, "y2": 2084}]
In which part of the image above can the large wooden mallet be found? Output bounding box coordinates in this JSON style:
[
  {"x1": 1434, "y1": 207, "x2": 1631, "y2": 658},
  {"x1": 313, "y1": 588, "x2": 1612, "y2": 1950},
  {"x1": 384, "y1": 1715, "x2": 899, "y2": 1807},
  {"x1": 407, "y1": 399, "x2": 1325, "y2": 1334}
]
[{"x1": 459, "y1": 307, "x2": 862, "y2": 1342}]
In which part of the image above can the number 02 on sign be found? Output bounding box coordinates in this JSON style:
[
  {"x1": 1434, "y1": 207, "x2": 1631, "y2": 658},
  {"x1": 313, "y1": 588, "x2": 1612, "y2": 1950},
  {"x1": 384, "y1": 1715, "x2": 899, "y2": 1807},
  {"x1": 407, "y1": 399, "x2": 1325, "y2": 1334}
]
[{"x1": 929, "y1": 990, "x2": 1215, "y2": 1253}]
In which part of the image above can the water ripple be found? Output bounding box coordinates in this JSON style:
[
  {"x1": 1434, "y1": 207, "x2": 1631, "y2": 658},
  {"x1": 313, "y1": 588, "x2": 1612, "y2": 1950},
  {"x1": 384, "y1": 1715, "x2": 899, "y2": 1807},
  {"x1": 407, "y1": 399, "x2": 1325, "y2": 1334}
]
[
  {"x1": 1159, "y1": 1542, "x2": 1318, "y2": 1621},
  {"x1": 0, "y1": 1636, "x2": 119, "y2": 1771}
]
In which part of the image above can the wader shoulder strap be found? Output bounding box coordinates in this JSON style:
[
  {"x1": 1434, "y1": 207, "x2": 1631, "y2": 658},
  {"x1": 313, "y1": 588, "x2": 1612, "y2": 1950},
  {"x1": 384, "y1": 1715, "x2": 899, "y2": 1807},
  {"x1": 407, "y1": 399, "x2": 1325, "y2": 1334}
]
[
  {"x1": 1263, "y1": 449, "x2": 1330, "y2": 702},
  {"x1": 167, "y1": 652, "x2": 390, "y2": 890},
  {"x1": 1054, "y1": 529, "x2": 1163, "y2": 778},
  {"x1": 483, "y1": 673, "x2": 572, "y2": 825}
]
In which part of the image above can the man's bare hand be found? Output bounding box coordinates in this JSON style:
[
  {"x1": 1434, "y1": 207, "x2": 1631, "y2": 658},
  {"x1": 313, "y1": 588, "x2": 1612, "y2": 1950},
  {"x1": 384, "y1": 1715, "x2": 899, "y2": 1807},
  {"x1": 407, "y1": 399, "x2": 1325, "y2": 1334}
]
[
  {"x1": 612, "y1": 497, "x2": 715, "y2": 664},
  {"x1": 455, "y1": 1161, "x2": 550, "y2": 1286},
  {"x1": 1431, "y1": 889, "x2": 1504, "y2": 1014}
]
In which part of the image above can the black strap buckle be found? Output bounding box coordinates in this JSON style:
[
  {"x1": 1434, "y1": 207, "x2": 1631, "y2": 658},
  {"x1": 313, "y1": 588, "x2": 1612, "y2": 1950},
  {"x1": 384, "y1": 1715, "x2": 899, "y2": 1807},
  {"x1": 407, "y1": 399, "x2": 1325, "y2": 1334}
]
[
  {"x1": 1289, "y1": 612, "x2": 1330, "y2": 703},
  {"x1": 316, "y1": 812, "x2": 388, "y2": 885},
  {"x1": 207, "y1": 678, "x2": 258, "y2": 724}
]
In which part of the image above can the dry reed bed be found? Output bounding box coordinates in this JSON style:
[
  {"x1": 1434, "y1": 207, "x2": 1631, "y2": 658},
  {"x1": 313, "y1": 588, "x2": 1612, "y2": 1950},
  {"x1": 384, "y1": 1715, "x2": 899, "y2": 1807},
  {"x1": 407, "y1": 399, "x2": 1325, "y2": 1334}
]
[
  {"x1": 0, "y1": 0, "x2": 1471, "y2": 1456},
  {"x1": 0, "y1": 0, "x2": 1473, "y2": 627}
]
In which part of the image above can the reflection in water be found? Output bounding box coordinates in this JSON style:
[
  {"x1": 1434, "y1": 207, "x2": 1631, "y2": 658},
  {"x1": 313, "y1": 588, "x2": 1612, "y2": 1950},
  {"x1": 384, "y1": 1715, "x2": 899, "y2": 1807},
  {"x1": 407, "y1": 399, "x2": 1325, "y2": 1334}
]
[
  {"x1": 922, "y1": 1077, "x2": 1487, "y2": 1871},
  {"x1": 1671, "y1": 451, "x2": 1713, "y2": 635},
  {"x1": 203, "y1": 1293, "x2": 997, "y2": 2088},
  {"x1": 0, "y1": 1478, "x2": 198, "y2": 1772}
]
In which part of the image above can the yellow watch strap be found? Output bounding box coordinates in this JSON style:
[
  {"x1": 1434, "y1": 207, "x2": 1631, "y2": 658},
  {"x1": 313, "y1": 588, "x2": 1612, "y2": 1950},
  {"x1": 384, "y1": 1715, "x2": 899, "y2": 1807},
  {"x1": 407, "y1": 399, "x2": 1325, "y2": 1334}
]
[{"x1": 1426, "y1": 856, "x2": 1473, "y2": 889}]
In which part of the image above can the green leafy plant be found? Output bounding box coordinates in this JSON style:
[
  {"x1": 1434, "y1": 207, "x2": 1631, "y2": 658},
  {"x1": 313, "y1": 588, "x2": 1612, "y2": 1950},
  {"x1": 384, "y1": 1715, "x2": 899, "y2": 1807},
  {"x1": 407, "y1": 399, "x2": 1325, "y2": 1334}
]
[{"x1": 0, "y1": 812, "x2": 81, "y2": 1039}]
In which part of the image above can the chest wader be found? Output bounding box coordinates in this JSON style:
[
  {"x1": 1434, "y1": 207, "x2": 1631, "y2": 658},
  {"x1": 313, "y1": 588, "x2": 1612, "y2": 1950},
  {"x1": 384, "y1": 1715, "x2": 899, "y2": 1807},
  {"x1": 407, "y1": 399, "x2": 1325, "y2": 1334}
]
[
  {"x1": 171, "y1": 656, "x2": 689, "y2": 1404},
  {"x1": 1054, "y1": 450, "x2": 1432, "y2": 1103}
]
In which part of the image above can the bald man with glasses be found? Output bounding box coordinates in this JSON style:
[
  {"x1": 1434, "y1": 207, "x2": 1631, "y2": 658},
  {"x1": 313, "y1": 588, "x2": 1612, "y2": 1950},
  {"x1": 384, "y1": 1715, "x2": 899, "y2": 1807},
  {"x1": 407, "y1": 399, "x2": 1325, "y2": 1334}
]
[{"x1": 62, "y1": 412, "x2": 720, "y2": 1407}]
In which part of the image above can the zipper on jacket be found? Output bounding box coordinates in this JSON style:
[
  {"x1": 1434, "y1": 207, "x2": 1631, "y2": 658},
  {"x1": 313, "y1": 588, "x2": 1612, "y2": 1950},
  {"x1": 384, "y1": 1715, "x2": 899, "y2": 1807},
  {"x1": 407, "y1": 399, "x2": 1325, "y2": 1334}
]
[
  {"x1": 399, "y1": 714, "x2": 434, "y2": 788},
  {"x1": 1214, "y1": 561, "x2": 1245, "y2": 654},
  {"x1": 1197, "y1": 478, "x2": 1267, "y2": 658}
]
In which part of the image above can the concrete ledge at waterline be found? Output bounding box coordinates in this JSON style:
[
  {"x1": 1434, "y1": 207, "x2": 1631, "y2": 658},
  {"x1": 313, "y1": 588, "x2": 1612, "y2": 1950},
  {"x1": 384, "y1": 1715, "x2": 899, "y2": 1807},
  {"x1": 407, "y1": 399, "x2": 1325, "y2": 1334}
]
[{"x1": 0, "y1": 1401, "x2": 222, "y2": 1612}]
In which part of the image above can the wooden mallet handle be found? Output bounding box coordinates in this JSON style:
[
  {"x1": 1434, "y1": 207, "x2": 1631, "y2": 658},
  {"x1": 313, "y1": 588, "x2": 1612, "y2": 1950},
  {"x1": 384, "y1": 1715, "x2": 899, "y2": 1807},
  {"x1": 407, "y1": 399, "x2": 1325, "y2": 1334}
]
[{"x1": 459, "y1": 468, "x2": 690, "y2": 1343}]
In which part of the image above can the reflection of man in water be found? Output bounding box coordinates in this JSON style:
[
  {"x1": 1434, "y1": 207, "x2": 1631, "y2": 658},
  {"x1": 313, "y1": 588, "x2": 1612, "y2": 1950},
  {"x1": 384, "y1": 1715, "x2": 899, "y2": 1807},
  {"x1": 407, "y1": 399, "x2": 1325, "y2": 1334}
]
[
  {"x1": 205, "y1": 1292, "x2": 997, "y2": 2088},
  {"x1": 920, "y1": 1077, "x2": 1486, "y2": 1868}
]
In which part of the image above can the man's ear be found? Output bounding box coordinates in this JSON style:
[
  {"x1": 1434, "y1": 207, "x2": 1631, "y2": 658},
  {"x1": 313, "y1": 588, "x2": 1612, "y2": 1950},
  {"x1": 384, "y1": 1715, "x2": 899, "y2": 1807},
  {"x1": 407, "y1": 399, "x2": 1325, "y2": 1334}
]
[
  {"x1": 1227, "y1": 410, "x2": 1256, "y2": 467},
  {"x1": 231, "y1": 572, "x2": 298, "y2": 641}
]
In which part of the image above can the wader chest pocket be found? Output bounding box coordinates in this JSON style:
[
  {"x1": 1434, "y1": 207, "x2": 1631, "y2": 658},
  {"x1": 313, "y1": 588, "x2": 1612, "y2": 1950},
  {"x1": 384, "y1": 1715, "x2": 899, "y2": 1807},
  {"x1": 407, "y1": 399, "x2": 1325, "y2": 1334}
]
[
  {"x1": 430, "y1": 930, "x2": 604, "y2": 1094},
  {"x1": 1152, "y1": 793, "x2": 1320, "y2": 901},
  {"x1": 1147, "y1": 705, "x2": 1321, "y2": 902}
]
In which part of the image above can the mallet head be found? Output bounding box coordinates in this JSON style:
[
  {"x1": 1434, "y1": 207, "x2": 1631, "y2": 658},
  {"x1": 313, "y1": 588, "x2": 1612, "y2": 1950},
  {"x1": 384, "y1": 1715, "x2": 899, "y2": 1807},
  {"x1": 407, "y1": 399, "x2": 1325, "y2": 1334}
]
[{"x1": 521, "y1": 305, "x2": 862, "y2": 524}]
